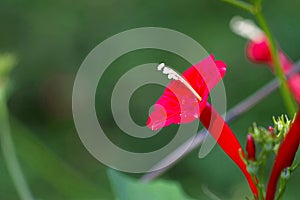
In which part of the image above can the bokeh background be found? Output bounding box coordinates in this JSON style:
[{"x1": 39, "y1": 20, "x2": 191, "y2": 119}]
[{"x1": 1, "y1": 0, "x2": 300, "y2": 199}]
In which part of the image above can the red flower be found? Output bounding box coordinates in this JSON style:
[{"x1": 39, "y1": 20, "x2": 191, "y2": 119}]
[
  {"x1": 246, "y1": 36, "x2": 300, "y2": 104},
  {"x1": 266, "y1": 112, "x2": 300, "y2": 200},
  {"x1": 147, "y1": 56, "x2": 258, "y2": 196},
  {"x1": 246, "y1": 134, "x2": 256, "y2": 161},
  {"x1": 147, "y1": 55, "x2": 226, "y2": 130}
]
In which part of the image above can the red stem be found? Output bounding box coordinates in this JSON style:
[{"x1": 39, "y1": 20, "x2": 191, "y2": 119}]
[
  {"x1": 266, "y1": 111, "x2": 300, "y2": 200},
  {"x1": 200, "y1": 103, "x2": 258, "y2": 197}
]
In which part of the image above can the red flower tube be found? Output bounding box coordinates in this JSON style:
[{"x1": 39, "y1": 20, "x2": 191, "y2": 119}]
[
  {"x1": 266, "y1": 112, "x2": 300, "y2": 200},
  {"x1": 200, "y1": 103, "x2": 258, "y2": 196},
  {"x1": 147, "y1": 55, "x2": 258, "y2": 196}
]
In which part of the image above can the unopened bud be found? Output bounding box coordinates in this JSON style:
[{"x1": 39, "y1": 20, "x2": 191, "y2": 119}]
[
  {"x1": 268, "y1": 126, "x2": 274, "y2": 133},
  {"x1": 246, "y1": 134, "x2": 256, "y2": 161}
]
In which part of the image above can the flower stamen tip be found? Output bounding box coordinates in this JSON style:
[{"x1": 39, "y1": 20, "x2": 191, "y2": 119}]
[
  {"x1": 157, "y1": 62, "x2": 165, "y2": 71},
  {"x1": 156, "y1": 63, "x2": 202, "y2": 101}
]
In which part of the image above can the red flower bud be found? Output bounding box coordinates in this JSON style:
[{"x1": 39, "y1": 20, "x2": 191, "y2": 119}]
[
  {"x1": 268, "y1": 126, "x2": 274, "y2": 133},
  {"x1": 246, "y1": 134, "x2": 256, "y2": 161}
]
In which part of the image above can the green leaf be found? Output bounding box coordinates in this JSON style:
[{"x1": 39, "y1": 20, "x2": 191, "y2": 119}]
[{"x1": 107, "y1": 169, "x2": 194, "y2": 200}]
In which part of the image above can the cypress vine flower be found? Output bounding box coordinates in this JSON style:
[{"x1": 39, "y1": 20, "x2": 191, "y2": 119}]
[
  {"x1": 146, "y1": 55, "x2": 226, "y2": 130},
  {"x1": 147, "y1": 56, "x2": 258, "y2": 196}
]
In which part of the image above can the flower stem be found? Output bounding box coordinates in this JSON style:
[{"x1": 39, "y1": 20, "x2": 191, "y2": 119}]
[
  {"x1": 253, "y1": 6, "x2": 297, "y2": 117},
  {"x1": 291, "y1": 162, "x2": 300, "y2": 172},
  {"x1": 0, "y1": 86, "x2": 34, "y2": 200},
  {"x1": 220, "y1": 0, "x2": 254, "y2": 13},
  {"x1": 277, "y1": 162, "x2": 300, "y2": 200},
  {"x1": 276, "y1": 178, "x2": 287, "y2": 200}
]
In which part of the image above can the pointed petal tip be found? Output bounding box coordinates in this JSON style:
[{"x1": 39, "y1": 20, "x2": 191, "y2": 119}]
[
  {"x1": 146, "y1": 121, "x2": 163, "y2": 131},
  {"x1": 208, "y1": 54, "x2": 227, "y2": 76}
]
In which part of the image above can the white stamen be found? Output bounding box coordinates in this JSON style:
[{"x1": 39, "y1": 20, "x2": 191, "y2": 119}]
[
  {"x1": 230, "y1": 16, "x2": 264, "y2": 42},
  {"x1": 157, "y1": 63, "x2": 165, "y2": 71},
  {"x1": 156, "y1": 63, "x2": 202, "y2": 101},
  {"x1": 167, "y1": 74, "x2": 173, "y2": 79},
  {"x1": 162, "y1": 67, "x2": 171, "y2": 75}
]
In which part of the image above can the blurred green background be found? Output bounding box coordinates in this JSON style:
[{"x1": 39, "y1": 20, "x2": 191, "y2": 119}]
[{"x1": 1, "y1": 0, "x2": 300, "y2": 199}]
